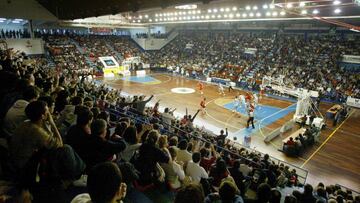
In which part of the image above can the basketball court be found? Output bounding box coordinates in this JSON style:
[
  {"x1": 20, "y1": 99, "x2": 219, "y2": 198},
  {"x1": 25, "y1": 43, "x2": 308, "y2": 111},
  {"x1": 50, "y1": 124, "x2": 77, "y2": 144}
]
[{"x1": 100, "y1": 72, "x2": 360, "y2": 191}]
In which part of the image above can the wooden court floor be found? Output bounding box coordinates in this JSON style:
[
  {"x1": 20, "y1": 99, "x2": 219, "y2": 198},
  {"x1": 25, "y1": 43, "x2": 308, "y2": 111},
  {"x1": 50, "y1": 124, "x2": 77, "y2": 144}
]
[{"x1": 100, "y1": 73, "x2": 360, "y2": 191}]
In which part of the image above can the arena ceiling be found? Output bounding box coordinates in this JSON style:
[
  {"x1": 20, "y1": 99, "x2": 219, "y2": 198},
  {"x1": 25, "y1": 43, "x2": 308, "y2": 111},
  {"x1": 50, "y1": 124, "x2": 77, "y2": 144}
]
[
  {"x1": 35, "y1": 0, "x2": 202, "y2": 20},
  {"x1": 33, "y1": 0, "x2": 360, "y2": 31}
]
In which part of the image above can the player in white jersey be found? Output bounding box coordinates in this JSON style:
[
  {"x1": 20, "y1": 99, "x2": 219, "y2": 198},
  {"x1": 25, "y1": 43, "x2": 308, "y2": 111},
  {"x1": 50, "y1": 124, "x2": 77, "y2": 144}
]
[
  {"x1": 218, "y1": 83, "x2": 225, "y2": 96},
  {"x1": 253, "y1": 93, "x2": 259, "y2": 109},
  {"x1": 232, "y1": 96, "x2": 240, "y2": 113},
  {"x1": 239, "y1": 94, "x2": 246, "y2": 108}
]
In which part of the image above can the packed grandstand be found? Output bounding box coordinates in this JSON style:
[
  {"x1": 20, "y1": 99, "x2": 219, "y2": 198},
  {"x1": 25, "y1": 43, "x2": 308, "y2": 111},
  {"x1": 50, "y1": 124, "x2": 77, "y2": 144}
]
[{"x1": 1, "y1": 0, "x2": 360, "y2": 202}]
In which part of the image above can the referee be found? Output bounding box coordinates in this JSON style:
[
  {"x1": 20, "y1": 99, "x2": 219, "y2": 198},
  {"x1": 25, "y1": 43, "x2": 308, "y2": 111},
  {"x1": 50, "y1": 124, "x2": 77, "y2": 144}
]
[{"x1": 247, "y1": 109, "x2": 255, "y2": 129}]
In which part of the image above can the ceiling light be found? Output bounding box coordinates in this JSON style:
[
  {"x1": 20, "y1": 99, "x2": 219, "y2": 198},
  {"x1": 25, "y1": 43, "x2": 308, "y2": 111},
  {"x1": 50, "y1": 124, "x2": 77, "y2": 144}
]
[
  {"x1": 224, "y1": 14, "x2": 227, "y2": 18},
  {"x1": 208, "y1": 9, "x2": 212, "y2": 13},
  {"x1": 266, "y1": 12, "x2": 271, "y2": 16},
  {"x1": 213, "y1": 9, "x2": 218, "y2": 13},
  {"x1": 334, "y1": 8, "x2": 341, "y2": 13},
  {"x1": 269, "y1": 4, "x2": 275, "y2": 9},
  {"x1": 149, "y1": 19, "x2": 152, "y2": 22},
  {"x1": 249, "y1": 12, "x2": 254, "y2": 17},
  {"x1": 192, "y1": 16, "x2": 196, "y2": 19},
  {"x1": 175, "y1": 4, "x2": 197, "y2": 9},
  {"x1": 139, "y1": 15, "x2": 143, "y2": 19},
  {"x1": 333, "y1": 0, "x2": 341, "y2": 5},
  {"x1": 229, "y1": 13, "x2": 234, "y2": 18},
  {"x1": 263, "y1": 4, "x2": 268, "y2": 9},
  {"x1": 218, "y1": 14, "x2": 222, "y2": 18},
  {"x1": 205, "y1": 15, "x2": 210, "y2": 19},
  {"x1": 211, "y1": 14, "x2": 215, "y2": 18},
  {"x1": 286, "y1": 3, "x2": 293, "y2": 8},
  {"x1": 301, "y1": 10, "x2": 307, "y2": 14},
  {"x1": 236, "y1": 13, "x2": 241, "y2": 17},
  {"x1": 280, "y1": 11, "x2": 286, "y2": 15},
  {"x1": 225, "y1": 8, "x2": 230, "y2": 12},
  {"x1": 192, "y1": 11, "x2": 196, "y2": 14},
  {"x1": 179, "y1": 17, "x2": 182, "y2": 20},
  {"x1": 242, "y1": 13, "x2": 247, "y2": 17},
  {"x1": 312, "y1": 9, "x2": 319, "y2": 14},
  {"x1": 245, "y1": 6, "x2": 251, "y2": 10},
  {"x1": 256, "y1": 12, "x2": 261, "y2": 17},
  {"x1": 232, "y1": 7, "x2": 237, "y2": 11},
  {"x1": 188, "y1": 11, "x2": 191, "y2": 14},
  {"x1": 197, "y1": 10, "x2": 201, "y2": 14},
  {"x1": 220, "y1": 8, "x2": 225, "y2": 12},
  {"x1": 299, "y1": 2, "x2": 306, "y2": 7},
  {"x1": 155, "y1": 14, "x2": 158, "y2": 17},
  {"x1": 159, "y1": 14, "x2": 163, "y2": 17},
  {"x1": 272, "y1": 11, "x2": 278, "y2": 16},
  {"x1": 253, "y1": 6, "x2": 258, "y2": 10},
  {"x1": 155, "y1": 19, "x2": 158, "y2": 21}
]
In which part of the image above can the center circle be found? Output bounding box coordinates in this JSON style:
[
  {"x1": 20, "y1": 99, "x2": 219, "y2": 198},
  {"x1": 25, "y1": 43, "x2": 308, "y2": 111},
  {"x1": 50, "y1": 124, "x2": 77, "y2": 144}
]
[{"x1": 171, "y1": 87, "x2": 195, "y2": 94}]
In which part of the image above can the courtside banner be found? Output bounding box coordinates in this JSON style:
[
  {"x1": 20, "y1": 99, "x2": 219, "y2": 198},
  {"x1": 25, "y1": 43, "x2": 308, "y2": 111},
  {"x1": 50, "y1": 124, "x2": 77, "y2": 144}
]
[
  {"x1": 342, "y1": 55, "x2": 360, "y2": 64},
  {"x1": 346, "y1": 97, "x2": 360, "y2": 108}
]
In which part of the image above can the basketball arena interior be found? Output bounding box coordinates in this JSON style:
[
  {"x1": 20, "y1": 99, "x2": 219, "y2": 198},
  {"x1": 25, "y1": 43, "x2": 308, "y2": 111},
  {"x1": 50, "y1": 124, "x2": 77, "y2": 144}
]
[{"x1": 0, "y1": 0, "x2": 360, "y2": 202}]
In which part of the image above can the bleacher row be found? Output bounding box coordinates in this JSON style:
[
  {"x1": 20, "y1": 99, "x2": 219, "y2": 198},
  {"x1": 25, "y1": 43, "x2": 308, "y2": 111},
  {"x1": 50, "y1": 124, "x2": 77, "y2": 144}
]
[
  {"x1": 36, "y1": 31, "x2": 360, "y2": 103},
  {"x1": 0, "y1": 47, "x2": 359, "y2": 203}
]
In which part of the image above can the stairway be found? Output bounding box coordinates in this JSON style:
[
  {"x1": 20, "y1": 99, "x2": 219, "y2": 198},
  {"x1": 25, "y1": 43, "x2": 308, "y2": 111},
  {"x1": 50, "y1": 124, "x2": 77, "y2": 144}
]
[
  {"x1": 69, "y1": 38, "x2": 96, "y2": 68},
  {"x1": 104, "y1": 41, "x2": 123, "y2": 61}
]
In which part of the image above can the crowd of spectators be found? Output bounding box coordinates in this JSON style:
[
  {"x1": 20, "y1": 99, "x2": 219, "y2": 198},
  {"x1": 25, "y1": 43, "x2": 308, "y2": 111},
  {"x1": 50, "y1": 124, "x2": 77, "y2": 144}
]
[
  {"x1": 0, "y1": 29, "x2": 31, "y2": 39},
  {"x1": 36, "y1": 30, "x2": 360, "y2": 102},
  {"x1": 135, "y1": 32, "x2": 169, "y2": 39},
  {"x1": 44, "y1": 35, "x2": 89, "y2": 73},
  {"x1": 1, "y1": 47, "x2": 359, "y2": 203},
  {"x1": 148, "y1": 31, "x2": 360, "y2": 102}
]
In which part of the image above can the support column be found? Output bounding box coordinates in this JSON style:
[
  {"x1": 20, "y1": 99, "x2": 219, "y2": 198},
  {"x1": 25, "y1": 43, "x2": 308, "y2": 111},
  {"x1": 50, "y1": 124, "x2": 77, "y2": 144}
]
[{"x1": 28, "y1": 19, "x2": 34, "y2": 38}]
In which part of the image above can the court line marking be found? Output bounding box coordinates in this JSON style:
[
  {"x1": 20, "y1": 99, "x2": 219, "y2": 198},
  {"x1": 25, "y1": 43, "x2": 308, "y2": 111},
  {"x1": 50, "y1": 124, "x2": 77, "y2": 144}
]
[
  {"x1": 205, "y1": 97, "x2": 242, "y2": 130},
  {"x1": 300, "y1": 110, "x2": 355, "y2": 168}
]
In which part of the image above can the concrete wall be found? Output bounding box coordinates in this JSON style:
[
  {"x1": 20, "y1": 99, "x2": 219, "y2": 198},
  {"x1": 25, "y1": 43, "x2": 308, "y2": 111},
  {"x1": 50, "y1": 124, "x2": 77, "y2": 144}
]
[{"x1": 131, "y1": 31, "x2": 178, "y2": 50}]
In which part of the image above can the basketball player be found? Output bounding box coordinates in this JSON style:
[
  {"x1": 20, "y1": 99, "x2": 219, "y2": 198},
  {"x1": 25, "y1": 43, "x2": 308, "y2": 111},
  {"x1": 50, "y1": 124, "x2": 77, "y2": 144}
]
[
  {"x1": 253, "y1": 93, "x2": 259, "y2": 109},
  {"x1": 218, "y1": 83, "x2": 225, "y2": 96},
  {"x1": 259, "y1": 84, "x2": 265, "y2": 100},
  {"x1": 232, "y1": 96, "x2": 240, "y2": 113},
  {"x1": 197, "y1": 81, "x2": 204, "y2": 95},
  {"x1": 239, "y1": 94, "x2": 246, "y2": 109},
  {"x1": 200, "y1": 97, "x2": 206, "y2": 115}
]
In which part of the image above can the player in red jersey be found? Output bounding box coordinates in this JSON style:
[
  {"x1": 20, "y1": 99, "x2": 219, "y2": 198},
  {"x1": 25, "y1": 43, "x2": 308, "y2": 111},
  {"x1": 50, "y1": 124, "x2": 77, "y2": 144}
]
[
  {"x1": 200, "y1": 97, "x2": 206, "y2": 115},
  {"x1": 197, "y1": 82, "x2": 204, "y2": 95}
]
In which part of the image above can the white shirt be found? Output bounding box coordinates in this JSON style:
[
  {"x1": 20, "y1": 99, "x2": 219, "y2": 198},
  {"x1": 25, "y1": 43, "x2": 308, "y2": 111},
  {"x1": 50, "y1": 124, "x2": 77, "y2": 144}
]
[
  {"x1": 119, "y1": 143, "x2": 141, "y2": 162},
  {"x1": 177, "y1": 149, "x2": 192, "y2": 163},
  {"x1": 173, "y1": 161, "x2": 185, "y2": 181},
  {"x1": 2, "y1": 100, "x2": 29, "y2": 137},
  {"x1": 186, "y1": 161, "x2": 208, "y2": 183},
  {"x1": 239, "y1": 164, "x2": 252, "y2": 176},
  {"x1": 161, "y1": 112, "x2": 175, "y2": 127},
  {"x1": 71, "y1": 193, "x2": 124, "y2": 203}
]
